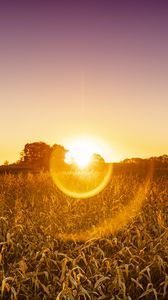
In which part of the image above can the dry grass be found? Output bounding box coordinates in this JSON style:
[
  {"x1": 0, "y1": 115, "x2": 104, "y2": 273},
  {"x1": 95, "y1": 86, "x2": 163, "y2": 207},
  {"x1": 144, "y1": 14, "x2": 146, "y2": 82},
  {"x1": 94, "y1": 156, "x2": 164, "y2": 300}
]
[{"x1": 0, "y1": 171, "x2": 168, "y2": 299}]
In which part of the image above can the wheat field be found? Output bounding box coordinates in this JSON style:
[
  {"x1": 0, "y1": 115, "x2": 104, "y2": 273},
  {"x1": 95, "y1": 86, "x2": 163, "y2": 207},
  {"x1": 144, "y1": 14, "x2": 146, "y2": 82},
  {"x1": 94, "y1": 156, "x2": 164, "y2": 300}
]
[{"x1": 0, "y1": 171, "x2": 167, "y2": 299}]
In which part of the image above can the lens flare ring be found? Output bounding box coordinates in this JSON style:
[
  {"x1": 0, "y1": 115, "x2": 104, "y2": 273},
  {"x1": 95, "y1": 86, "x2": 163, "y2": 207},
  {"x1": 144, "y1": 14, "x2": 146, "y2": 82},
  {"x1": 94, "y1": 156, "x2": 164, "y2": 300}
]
[
  {"x1": 50, "y1": 147, "x2": 154, "y2": 241},
  {"x1": 50, "y1": 149, "x2": 112, "y2": 199}
]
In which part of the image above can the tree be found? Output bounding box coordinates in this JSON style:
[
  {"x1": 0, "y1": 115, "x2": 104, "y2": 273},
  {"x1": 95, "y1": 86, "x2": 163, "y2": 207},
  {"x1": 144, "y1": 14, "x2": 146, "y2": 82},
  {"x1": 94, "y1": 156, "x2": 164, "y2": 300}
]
[
  {"x1": 88, "y1": 153, "x2": 106, "y2": 171},
  {"x1": 91, "y1": 153, "x2": 105, "y2": 164},
  {"x1": 50, "y1": 144, "x2": 68, "y2": 170},
  {"x1": 21, "y1": 142, "x2": 51, "y2": 170},
  {"x1": 20, "y1": 142, "x2": 68, "y2": 171}
]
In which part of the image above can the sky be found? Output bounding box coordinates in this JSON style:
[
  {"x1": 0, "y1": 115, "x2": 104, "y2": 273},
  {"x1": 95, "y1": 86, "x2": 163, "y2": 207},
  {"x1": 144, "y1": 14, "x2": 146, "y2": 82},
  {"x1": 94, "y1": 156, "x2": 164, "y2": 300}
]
[{"x1": 0, "y1": 0, "x2": 168, "y2": 164}]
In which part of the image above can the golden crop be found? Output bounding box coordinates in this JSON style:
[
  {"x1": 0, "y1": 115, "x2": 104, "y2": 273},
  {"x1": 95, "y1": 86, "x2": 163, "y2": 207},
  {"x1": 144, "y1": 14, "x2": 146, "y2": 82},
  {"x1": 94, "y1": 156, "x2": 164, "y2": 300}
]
[{"x1": 0, "y1": 172, "x2": 167, "y2": 299}]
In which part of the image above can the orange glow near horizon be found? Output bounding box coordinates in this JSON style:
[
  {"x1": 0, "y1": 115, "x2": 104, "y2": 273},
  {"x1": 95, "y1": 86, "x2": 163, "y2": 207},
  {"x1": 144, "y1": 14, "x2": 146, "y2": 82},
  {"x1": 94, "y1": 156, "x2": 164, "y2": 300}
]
[
  {"x1": 0, "y1": 2, "x2": 168, "y2": 165},
  {"x1": 64, "y1": 137, "x2": 108, "y2": 168},
  {"x1": 50, "y1": 136, "x2": 113, "y2": 198},
  {"x1": 62, "y1": 135, "x2": 114, "y2": 161},
  {"x1": 65, "y1": 151, "x2": 92, "y2": 169}
]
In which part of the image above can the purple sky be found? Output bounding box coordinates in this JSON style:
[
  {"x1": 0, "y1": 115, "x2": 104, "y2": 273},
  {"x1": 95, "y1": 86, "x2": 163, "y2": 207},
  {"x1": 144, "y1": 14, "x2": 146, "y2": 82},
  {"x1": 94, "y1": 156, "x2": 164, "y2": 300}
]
[{"x1": 0, "y1": 1, "x2": 168, "y2": 163}]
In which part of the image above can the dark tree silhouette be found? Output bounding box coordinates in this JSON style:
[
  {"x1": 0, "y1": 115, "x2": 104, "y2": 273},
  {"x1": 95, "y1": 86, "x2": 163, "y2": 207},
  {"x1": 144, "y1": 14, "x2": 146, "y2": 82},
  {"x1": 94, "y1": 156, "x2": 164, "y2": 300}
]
[
  {"x1": 20, "y1": 142, "x2": 68, "y2": 171},
  {"x1": 50, "y1": 144, "x2": 68, "y2": 170},
  {"x1": 21, "y1": 142, "x2": 51, "y2": 170}
]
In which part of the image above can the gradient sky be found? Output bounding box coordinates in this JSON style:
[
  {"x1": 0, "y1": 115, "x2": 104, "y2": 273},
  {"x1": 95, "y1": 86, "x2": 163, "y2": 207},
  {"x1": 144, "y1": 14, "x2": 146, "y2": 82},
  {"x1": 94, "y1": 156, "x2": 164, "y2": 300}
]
[{"x1": 0, "y1": 0, "x2": 168, "y2": 164}]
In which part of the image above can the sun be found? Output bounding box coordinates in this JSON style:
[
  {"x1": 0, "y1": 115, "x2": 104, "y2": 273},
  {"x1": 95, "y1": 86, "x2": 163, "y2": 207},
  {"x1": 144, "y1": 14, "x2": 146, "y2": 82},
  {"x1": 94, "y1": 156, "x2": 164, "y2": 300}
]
[
  {"x1": 65, "y1": 150, "x2": 92, "y2": 169},
  {"x1": 64, "y1": 138, "x2": 101, "y2": 169},
  {"x1": 50, "y1": 136, "x2": 113, "y2": 198}
]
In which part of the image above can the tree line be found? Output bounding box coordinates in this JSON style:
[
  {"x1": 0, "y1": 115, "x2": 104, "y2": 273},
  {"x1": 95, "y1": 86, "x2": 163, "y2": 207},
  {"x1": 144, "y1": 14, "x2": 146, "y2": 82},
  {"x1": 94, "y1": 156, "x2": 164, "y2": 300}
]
[
  {"x1": 19, "y1": 142, "x2": 67, "y2": 171},
  {"x1": 0, "y1": 141, "x2": 167, "y2": 173},
  {"x1": 1, "y1": 142, "x2": 105, "y2": 172}
]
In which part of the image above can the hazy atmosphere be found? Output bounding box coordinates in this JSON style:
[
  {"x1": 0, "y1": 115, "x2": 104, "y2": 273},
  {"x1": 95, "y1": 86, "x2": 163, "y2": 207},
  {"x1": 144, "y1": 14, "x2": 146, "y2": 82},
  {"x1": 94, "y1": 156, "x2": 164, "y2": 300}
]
[
  {"x1": 0, "y1": 1, "x2": 168, "y2": 164},
  {"x1": 0, "y1": 2, "x2": 168, "y2": 299}
]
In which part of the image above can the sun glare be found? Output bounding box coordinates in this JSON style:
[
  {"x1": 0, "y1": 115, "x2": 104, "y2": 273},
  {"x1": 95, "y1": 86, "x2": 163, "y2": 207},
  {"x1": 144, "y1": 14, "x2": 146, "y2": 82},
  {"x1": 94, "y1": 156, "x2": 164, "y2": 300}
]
[
  {"x1": 50, "y1": 136, "x2": 113, "y2": 198},
  {"x1": 65, "y1": 151, "x2": 91, "y2": 168},
  {"x1": 64, "y1": 138, "x2": 103, "y2": 169}
]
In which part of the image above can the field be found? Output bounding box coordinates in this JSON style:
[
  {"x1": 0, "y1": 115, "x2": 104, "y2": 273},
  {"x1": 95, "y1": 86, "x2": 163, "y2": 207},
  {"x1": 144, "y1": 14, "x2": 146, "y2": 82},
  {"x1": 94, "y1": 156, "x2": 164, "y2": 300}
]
[{"x1": 0, "y1": 171, "x2": 168, "y2": 299}]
